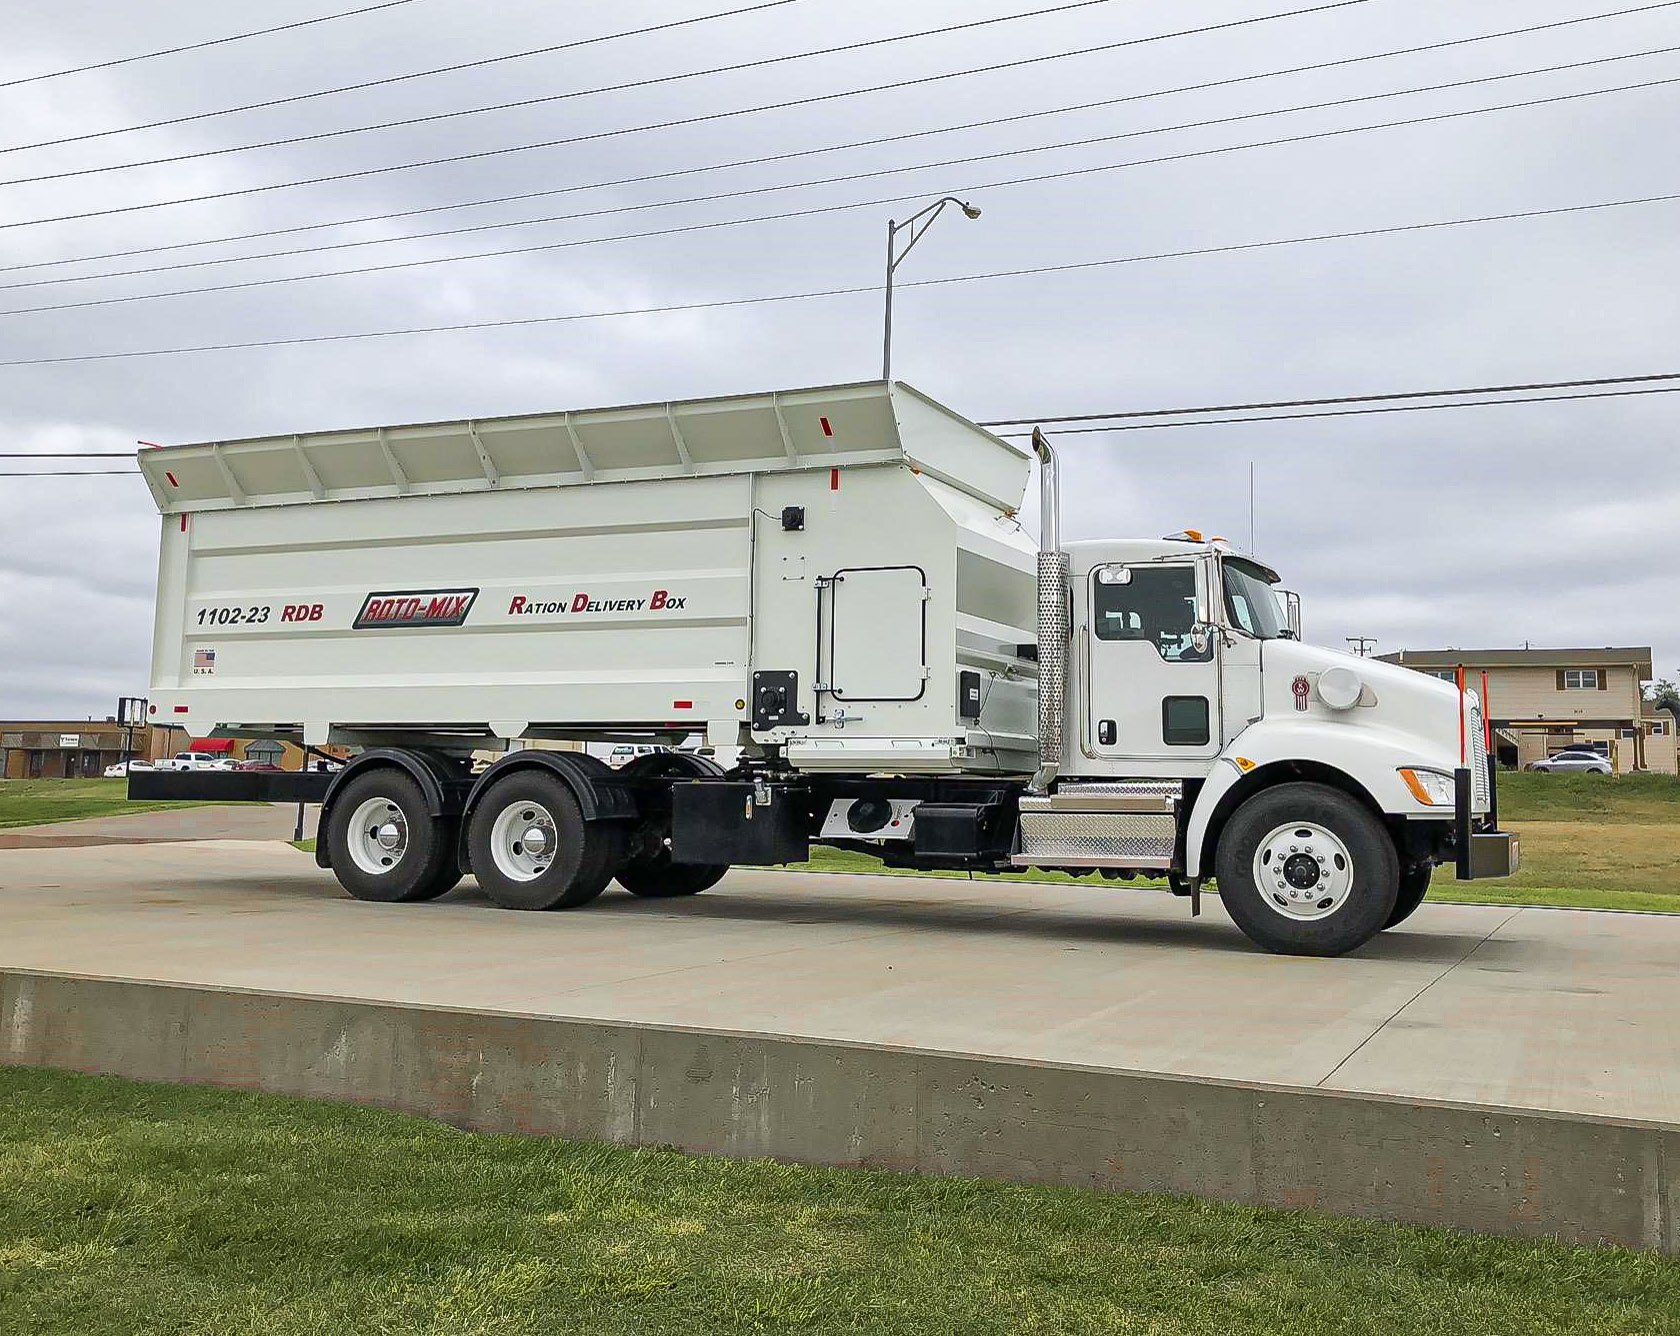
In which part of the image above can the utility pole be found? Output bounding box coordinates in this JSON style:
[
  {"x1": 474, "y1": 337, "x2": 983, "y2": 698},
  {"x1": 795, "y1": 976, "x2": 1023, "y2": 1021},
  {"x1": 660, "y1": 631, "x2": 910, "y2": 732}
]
[{"x1": 1346, "y1": 636, "x2": 1377, "y2": 658}]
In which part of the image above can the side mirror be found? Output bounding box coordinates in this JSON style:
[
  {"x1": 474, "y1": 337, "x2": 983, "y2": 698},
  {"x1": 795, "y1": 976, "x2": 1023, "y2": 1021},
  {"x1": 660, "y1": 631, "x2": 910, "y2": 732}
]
[{"x1": 1279, "y1": 589, "x2": 1302, "y2": 640}]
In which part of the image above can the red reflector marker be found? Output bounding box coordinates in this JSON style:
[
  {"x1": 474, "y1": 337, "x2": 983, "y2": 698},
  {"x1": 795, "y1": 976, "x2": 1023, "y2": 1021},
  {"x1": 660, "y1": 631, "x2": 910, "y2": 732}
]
[
  {"x1": 164, "y1": 471, "x2": 179, "y2": 487},
  {"x1": 180, "y1": 513, "x2": 188, "y2": 532},
  {"x1": 830, "y1": 467, "x2": 839, "y2": 491},
  {"x1": 173, "y1": 706, "x2": 189, "y2": 714},
  {"x1": 819, "y1": 416, "x2": 833, "y2": 437},
  {"x1": 672, "y1": 700, "x2": 693, "y2": 710}
]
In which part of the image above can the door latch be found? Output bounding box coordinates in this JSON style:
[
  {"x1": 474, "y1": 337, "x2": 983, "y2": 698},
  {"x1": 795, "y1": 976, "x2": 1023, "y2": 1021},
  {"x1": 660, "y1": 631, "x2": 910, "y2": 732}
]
[{"x1": 1098, "y1": 719, "x2": 1117, "y2": 746}]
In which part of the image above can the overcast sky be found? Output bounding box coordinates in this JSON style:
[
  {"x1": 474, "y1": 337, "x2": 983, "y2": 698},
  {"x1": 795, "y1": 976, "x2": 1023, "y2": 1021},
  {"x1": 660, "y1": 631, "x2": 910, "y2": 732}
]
[{"x1": 2, "y1": 0, "x2": 1677, "y2": 720}]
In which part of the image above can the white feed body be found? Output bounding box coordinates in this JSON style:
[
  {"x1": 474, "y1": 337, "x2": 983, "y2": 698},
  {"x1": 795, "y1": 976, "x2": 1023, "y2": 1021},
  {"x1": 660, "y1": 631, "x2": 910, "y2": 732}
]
[{"x1": 141, "y1": 381, "x2": 1040, "y2": 775}]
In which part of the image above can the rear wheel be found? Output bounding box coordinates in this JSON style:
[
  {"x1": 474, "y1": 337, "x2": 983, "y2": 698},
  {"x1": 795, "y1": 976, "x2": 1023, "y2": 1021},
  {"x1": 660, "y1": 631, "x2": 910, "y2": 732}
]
[
  {"x1": 467, "y1": 771, "x2": 620, "y2": 910},
  {"x1": 1384, "y1": 862, "x2": 1432, "y2": 928},
  {"x1": 326, "y1": 770, "x2": 456, "y2": 903},
  {"x1": 615, "y1": 752, "x2": 730, "y2": 899},
  {"x1": 1214, "y1": 782, "x2": 1398, "y2": 956}
]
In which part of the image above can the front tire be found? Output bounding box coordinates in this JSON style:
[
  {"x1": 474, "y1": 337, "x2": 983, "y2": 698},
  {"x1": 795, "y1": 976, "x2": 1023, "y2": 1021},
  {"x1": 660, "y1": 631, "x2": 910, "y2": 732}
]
[
  {"x1": 326, "y1": 770, "x2": 456, "y2": 903},
  {"x1": 467, "y1": 771, "x2": 620, "y2": 910},
  {"x1": 1214, "y1": 782, "x2": 1398, "y2": 956}
]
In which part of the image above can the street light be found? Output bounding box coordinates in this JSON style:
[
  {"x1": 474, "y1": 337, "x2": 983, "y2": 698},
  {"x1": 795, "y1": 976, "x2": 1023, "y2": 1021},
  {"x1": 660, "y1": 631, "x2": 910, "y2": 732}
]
[{"x1": 882, "y1": 196, "x2": 981, "y2": 381}]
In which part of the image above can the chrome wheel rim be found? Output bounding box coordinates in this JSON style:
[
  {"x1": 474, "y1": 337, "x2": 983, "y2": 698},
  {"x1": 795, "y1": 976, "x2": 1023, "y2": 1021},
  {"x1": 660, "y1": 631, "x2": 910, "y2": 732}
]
[
  {"x1": 1253, "y1": 821, "x2": 1353, "y2": 921},
  {"x1": 489, "y1": 800, "x2": 558, "y2": 883},
  {"x1": 347, "y1": 796, "x2": 408, "y2": 876}
]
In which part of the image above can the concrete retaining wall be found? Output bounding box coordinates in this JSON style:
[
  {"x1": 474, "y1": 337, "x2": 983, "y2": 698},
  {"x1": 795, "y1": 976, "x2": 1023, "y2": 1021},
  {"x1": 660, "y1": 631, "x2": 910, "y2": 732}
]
[{"x1": 4, "y1": 968, "x2": 1673, "y2": 1253}]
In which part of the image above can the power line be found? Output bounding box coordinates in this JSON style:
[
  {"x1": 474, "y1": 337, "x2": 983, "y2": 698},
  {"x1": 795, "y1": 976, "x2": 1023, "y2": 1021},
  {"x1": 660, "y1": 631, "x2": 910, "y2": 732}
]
[
  {"x1": 4, "y1": 73, "x2": 1676, "y2": 318},
  {"x1": 7, "y1": 43, "x2": 1672, "y2": 295},
  {"x1": 0, "y1": 0, "x2": 1301, "y2": 187},
  {"x1": 1, "y1": 188, "x2": 1673, "y2": 367},
  {"x1": 979, "y1": 371, "x2": 1680, "y2": 424},
  {"x1": 2, "y1": 0, "x2": 805, "y2": 151},
  {"x1": 992, "y1": 386, "x2": 1680, "y2": 434},
  {"x1": 4, "y1": 3, "x2": 1663, "y2": 236},
  {"x1": 0, "y1": 0, "x2": 422, "y2": 89}
]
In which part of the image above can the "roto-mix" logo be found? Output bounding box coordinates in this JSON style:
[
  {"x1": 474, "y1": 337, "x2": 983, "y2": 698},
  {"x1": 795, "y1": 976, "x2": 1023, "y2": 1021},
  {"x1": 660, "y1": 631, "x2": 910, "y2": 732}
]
[{"x1": 353, "y1": 587, "x2": 478, "y2": 629}]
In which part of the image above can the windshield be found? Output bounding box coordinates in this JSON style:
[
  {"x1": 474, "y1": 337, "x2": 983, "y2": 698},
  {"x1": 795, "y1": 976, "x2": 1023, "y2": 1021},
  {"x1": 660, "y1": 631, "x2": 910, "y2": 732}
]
[{"x1": 1222, "y1": 558, "x2": 1286, "y2": 639}]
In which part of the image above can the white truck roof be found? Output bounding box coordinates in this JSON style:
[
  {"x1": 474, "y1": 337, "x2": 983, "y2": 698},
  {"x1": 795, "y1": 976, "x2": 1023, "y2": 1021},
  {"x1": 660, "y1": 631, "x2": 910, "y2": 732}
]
[{"x1": 137, "y1": 379, "x2": 1031, "y2": 517}]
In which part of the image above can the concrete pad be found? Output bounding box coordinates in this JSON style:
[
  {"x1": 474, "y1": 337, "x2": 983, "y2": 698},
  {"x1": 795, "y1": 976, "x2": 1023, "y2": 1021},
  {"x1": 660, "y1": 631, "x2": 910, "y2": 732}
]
[
  {"x1": 0, "y1": 841, "x2": 1674, "y2": 1125},
  {"x1": 0, "y1": 802, "x2": 317, "y2": 848}
]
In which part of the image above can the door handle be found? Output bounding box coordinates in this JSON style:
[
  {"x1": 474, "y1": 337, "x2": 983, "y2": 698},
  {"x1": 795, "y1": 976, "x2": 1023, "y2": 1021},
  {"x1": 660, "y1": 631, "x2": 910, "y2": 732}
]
[{"x1": 1098, "y1": 719, "x2": 1117, "y2": 746}]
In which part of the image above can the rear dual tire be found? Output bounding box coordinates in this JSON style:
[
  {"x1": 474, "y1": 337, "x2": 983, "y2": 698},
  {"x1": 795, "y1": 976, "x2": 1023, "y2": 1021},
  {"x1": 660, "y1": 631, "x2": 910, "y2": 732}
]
[
  {"x1": 326, "y1": 770, "x2": 460, "y2": 903},
  {"x1": 466, "y1": 770, "x2": 624, "y2": 910}
]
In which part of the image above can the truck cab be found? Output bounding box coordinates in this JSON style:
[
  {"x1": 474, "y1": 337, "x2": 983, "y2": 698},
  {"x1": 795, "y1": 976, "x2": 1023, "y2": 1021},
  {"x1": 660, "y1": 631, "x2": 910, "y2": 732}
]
[{"x1": 1020, "y1": 527, "x2": 1515, "y2": 953}]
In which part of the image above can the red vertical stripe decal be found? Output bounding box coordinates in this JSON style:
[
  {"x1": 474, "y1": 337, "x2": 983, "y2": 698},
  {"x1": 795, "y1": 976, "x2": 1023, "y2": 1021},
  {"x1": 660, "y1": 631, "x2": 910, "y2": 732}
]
[{"x1": 830, "y1": 467, "x2": 839, "y2": 491}]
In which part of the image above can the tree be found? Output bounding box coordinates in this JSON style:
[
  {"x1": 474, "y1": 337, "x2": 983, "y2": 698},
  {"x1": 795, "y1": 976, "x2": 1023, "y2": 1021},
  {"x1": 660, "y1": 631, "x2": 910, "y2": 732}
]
[{"x1": 1646, "y1": 677, "x2": 1680, "y2": 712}]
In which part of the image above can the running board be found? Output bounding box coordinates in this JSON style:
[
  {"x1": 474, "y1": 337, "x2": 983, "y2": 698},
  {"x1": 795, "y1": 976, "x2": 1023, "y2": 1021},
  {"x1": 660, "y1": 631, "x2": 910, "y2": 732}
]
[{"x1": 1014, "y1": 794, "x2": 1175, "y2": 869}]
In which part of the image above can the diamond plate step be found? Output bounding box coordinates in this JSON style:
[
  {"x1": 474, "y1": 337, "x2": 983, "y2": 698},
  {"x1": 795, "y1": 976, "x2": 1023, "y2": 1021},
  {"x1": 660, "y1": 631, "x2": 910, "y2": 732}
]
[{"x1": 1014, "y1": 808, "x2": 1175, "y2": 868}]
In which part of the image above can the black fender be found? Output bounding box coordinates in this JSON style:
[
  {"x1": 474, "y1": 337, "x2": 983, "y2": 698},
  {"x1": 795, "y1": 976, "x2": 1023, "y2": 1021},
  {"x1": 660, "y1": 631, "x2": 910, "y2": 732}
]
[
  {"x1": 462, "y1": 750, "x2": 640, "y2": 827},
  {"x1": 315, "y1": 748, "x2": 471, "y2": 869}
]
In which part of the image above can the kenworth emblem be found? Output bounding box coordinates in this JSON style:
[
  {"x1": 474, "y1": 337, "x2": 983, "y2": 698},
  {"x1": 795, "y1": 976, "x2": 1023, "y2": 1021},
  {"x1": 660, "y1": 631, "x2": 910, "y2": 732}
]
[{"x1": 1291, "y1": 675, "x2": 1311, "y2": 711}]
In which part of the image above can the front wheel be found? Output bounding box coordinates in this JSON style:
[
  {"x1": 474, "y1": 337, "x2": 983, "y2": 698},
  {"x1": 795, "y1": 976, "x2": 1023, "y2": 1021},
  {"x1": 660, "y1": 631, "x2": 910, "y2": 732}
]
[{"x1": 1214, "y1": 782, "x2": 1398, "y2": 956}]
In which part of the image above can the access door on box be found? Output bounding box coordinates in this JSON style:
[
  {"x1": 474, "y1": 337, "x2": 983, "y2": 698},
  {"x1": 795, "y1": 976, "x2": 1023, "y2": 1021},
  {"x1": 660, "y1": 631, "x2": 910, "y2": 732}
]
[{"x1": 824, "y1": 565, "x2": 929, "y2": 703}]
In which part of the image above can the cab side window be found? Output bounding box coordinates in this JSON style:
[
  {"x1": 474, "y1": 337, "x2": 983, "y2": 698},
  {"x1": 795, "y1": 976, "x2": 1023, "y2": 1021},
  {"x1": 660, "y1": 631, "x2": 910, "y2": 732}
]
[{"x1": 1092, "y1": 566, "x2": 1210, "y2": 663}]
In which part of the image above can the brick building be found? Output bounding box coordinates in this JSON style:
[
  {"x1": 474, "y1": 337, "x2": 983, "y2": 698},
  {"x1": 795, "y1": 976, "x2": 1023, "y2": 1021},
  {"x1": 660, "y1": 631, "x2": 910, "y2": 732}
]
[{"x1": 0, "y1": 721, "x2": 187, "y2": 779}]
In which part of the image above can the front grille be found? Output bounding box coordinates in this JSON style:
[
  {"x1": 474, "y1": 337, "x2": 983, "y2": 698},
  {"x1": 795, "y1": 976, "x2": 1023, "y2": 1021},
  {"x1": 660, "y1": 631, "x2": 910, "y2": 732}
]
[{"x1": 1469, "y1": 701, "x2": 1490, "y2": 808}]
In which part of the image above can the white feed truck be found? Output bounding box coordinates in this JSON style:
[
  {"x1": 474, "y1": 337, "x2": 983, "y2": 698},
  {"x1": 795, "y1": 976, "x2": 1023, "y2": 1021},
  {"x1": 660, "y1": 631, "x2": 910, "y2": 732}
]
[{"x1": 131, "y1": 380, "x2": 1515, "y2": 955}]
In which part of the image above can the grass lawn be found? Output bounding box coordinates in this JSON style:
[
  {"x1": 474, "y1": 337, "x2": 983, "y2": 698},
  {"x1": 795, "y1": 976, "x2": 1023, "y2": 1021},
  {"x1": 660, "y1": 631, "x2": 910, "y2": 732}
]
[
  {"x1": 0, "y1": 778, "x2": 214, "y2": 830},
  {"x1": 2, "y1": 1067, "x2": 1676, "y2": 1336}
]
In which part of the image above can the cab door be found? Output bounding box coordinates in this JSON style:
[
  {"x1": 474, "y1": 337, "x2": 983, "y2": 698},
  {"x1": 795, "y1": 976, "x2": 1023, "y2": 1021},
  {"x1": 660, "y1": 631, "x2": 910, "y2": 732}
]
[{"x1": 1084, "y1": 559, "x2": 1222, "y2": 762}]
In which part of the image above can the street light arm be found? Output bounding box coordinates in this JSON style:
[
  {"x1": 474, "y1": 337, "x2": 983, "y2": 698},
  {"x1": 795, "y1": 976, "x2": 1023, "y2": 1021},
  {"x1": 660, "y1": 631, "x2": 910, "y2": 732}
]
[
  {"x1": 888, "y1": 197, "x2": 974, "y2": 273},
  {"x1": 882, "y1": 194, "x2": 982, "y2": 382}
]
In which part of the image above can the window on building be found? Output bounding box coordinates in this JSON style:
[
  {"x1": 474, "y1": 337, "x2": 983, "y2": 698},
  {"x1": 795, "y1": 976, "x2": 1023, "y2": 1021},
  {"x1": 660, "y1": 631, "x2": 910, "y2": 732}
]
[
  {"x1": 1428, "y1": 670, "x2": 1457, "y2": 682},
  {"x1": 26, "y1": 751, "x2": 44, "y2": 778},
  {"x1": 1562, "y1": 668, "x2": 1600, "y2": 690},
  {"x1": 1651, "y1": 720, "x2": 1669, "y2": 736}
]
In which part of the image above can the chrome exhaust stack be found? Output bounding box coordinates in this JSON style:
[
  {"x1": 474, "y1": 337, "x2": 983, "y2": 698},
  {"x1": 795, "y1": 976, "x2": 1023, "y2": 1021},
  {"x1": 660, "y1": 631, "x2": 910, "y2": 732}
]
[{"x1": 1031, "y1": 427, "x2": 1068, "y2": 795}]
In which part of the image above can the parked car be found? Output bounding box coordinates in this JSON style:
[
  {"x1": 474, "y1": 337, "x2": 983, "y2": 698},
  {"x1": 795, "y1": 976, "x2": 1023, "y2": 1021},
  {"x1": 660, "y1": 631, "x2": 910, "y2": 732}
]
[
  {"x1": 103, "y1": 759, "x2": 154, "y2": 778},
  {"x1": 1527, "y1": 751, "x2": 1613, "y2": 774},
  {"x1": 161, "y1": 751, "x2": 234, "y2": 772},
  {"x1": 234, "y1": 760, "x2": 285, "y2": 772},
  {"x1": 603, "y1": 744, "x2": 666, "y2": 769}
]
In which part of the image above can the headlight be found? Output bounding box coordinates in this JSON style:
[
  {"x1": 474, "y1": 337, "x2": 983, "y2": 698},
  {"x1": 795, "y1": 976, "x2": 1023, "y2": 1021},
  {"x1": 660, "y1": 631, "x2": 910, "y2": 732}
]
[{"x1": 1398, "y1": 767, "x2": 1456, "y2": 806}]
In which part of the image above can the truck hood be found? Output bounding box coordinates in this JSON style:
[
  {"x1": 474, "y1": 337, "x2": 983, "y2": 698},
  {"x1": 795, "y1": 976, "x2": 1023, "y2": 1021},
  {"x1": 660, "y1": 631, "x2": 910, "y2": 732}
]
[{"x1": 1259, "y1": 639, "x2": 1471, "y2": 772}]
